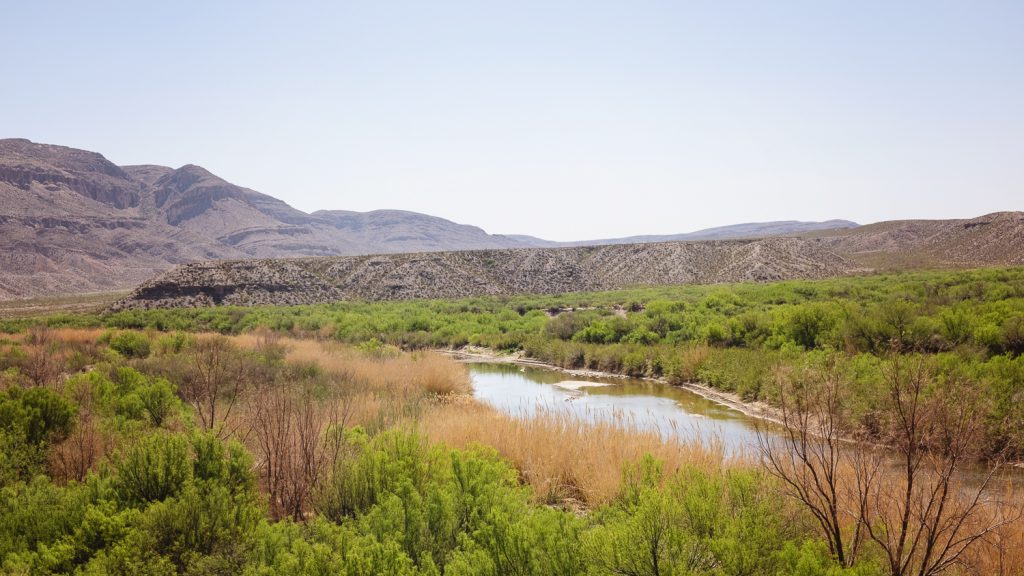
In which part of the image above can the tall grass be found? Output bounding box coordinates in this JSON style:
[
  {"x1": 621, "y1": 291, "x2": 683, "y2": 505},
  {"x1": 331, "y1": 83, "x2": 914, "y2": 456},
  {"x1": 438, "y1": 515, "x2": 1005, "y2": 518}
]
[
  {"x1": 419, "y1": 400, "x2": 734, "y2": 506},
  {"x1": 233, "y1": 336, "x2": 471, "y2": 397}
]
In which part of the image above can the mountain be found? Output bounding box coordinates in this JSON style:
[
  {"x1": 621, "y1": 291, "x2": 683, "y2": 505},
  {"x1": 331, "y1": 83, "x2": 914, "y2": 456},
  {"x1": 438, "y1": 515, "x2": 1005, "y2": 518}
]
[
  {"x1": 0, "y1": 139, "x2": 245, "y2": 299},
  {"x1": 0, "y1": 139, "x2": 530, "y2": 299},
  {"x1": 311, "y1": 210, "x2": 530, "y2": 253},
  {"x1": 3, "y1": 138, "x2": 1018, "y2": 303}
]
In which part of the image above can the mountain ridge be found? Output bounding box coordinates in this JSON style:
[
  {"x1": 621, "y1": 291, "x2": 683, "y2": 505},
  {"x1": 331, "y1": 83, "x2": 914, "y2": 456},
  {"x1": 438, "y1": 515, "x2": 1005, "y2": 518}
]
[
  {"x1": 522, "y1": 219, "x2": 860, "y2": 247},
  {"x1": 0, "y1": 138, "x2": 863, "y2": 299},
  {"x1": 5, "y1": 138, "x2": 1021, "y2": 305}
]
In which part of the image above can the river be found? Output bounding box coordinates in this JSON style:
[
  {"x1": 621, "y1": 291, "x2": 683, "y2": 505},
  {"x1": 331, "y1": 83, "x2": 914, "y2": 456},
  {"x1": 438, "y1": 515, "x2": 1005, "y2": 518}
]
[
  {"x1": 467, "y1": 362, "x2": 1023, "y2": 486},
  {"x1": 467, "y1": 362, "x2": 765, "y2": 453}
]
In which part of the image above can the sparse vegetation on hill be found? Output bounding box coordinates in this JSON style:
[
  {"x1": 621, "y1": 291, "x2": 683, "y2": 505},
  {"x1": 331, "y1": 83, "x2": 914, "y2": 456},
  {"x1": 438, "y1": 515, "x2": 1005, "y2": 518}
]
[
  {"x1": 109, "y1": 213, "x2": 1024, "y2": 311},
  {"x1": 4, "y1": 139, "x2": 1023, "y2": 301},
  {"x1": 112, "y1": 237, "x2": 856, "y2": 309}
]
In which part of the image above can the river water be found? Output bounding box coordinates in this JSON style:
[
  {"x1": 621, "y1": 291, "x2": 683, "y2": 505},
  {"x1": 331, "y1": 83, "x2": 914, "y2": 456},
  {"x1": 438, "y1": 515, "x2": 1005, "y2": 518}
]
[
  {"x1": 467, "y1": 362, "x2": 765, "y2": 453},
  {"x1": 467, "y1": 362, "x2": 1023, "y2": 487}
]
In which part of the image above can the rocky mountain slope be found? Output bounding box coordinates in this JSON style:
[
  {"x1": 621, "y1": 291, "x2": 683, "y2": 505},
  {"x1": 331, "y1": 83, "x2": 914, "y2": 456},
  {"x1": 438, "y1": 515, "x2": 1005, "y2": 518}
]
[
  {"x1": 4, "y1": 139, "x2": 1020, "y2": 304},
  {"x1": 812, "y1": 212, "x2": 1024, "y2": 269},
  {"x1": 0, "y1": 138, "x2": 860, "y2": 300},
  {"x1": 111, "y1": 237, "x2": 856, "y2": 309},
  {"x1": 0, "y1": 140, "x2": 245, "y2": 298},
  {"x1": 0, "y1": 139, "x2": 532, "y2": 299},
  {"x1": 113, "y1": 211, "x2": 1024, "y2": 310}
]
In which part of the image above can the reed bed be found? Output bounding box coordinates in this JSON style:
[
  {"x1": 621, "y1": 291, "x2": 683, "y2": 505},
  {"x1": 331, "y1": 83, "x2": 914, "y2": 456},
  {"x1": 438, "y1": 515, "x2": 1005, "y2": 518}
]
[
  {"x1": 420, "y1": 399, "x2": 736, "y2": 506},
  {"x1": 232, "y1": 335, "x2": 472, "y2": 397}
]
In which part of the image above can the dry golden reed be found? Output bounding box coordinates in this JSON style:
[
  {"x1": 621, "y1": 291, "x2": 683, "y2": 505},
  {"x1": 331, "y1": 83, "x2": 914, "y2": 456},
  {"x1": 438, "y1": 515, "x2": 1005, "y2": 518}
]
[
  {"x1": 233, "y1": 336, "x2": 471, "y2": 397},
  {"x1": 419, "y1": 400, "x2": 735, "y2": 506}
]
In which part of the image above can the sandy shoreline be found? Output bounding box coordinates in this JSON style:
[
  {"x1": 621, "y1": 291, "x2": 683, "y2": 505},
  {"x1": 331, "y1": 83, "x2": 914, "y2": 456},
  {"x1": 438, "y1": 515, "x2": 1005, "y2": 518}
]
[{"x1": 552, "y1": 380, "x2": 613, "y2": 391}]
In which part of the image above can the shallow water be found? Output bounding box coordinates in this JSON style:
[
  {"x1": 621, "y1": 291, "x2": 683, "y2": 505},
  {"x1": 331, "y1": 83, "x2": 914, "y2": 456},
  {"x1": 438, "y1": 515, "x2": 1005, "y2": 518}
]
[
  {"x1": 467, "y1": 362, "x2": 765, "y2": 452},
  {"x1": 467, "y1": 363, "x2": 1023, "y2": 487}
]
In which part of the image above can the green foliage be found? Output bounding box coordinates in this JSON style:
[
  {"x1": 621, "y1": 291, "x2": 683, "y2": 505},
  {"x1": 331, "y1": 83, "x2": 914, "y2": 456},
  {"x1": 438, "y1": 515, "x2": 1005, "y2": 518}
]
[
  {"x1": 67, "y1": 366, "x2": 183, "y2": 431},
  {"x1": 788, "y1": 304, "x2": 839, "y2": 349},
  {"x1": 584, "y1": 460, "x2": 861, "y2": 576},
  {"x1": 0, "y1": 476, "x2": 92, "y2": 562},
  {"x1": 0, "y1": 419, "x2": 868, "y2": 576},
  {"x1": 112, "y1": 432, "x2": 192, "y2": 506},
  {"x1": 311, "y1": 428, "x2": 586, "y2": 574},
  {"x1": 2, "y1": 386, "x2": 76, "y2": 445},
  {"x1": 357, "y1": 337, "x2": 402, "y2": 359},
  {"x1": 0, "y1": 386, "x2": 76, "y2": 483},
  {"x1": 109, "y1": 331, "x2": 152, "y2": 359},
  {"x1": 1, "y1": 428, "x2": 263, "y2": 574},
  {"x1": 0, "y1": 268, "x2": 1020, "y2": 573}
]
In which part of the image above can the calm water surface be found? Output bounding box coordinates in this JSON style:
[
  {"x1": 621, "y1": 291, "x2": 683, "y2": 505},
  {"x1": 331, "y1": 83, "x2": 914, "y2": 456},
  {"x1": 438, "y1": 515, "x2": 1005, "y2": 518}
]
[
  {"x1": 468, "y1": 363, "x2": 1023, "y2": 486},
  {"x1": 467, "y1": 362, "x2": 764, "y2": 452}
]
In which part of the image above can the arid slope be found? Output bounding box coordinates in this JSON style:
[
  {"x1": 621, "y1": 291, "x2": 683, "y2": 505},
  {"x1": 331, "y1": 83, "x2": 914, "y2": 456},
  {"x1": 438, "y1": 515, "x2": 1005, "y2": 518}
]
[
  {"x1": 0, "y1": 139, "x2": 531, "y2": 299},
  {"x1": 113, "y1": 211, "x2": 1024, "y2": 310},
  {"x1": 112, "y1": 238, "x2": 855, "y2": 309}
]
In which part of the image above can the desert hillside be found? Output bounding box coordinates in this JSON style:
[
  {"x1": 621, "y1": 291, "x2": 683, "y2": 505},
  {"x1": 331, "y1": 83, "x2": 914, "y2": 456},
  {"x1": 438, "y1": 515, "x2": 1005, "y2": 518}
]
[
  {"x1": 112, "y1": 212, "x2": 1024, "y2": 309},
  {"x1": 111, "y1": 237, "x2": 855, "y2": 309},
  {"x1": 4, "y1": 139, "x2": 1020, "y2": 304},
  {"x1": 1, "y1": 139, "x2": 856, "y2": 299},
  {"x1": 814, "y1": 211, "x2": 1024, "y2": 268}
]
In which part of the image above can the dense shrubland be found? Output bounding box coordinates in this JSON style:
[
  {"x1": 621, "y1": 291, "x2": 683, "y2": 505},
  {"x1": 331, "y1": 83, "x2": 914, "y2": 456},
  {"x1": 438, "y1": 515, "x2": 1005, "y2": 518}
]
[
  {"x1": 10, "y1": 267, "x2": 1020, "y2": 457},
  {"x1": 0, "y1": 267, "x2": 1022, "y2": 574},
  {"x1": 0, "y1": 328, "x2": 876, "y2": 575}
]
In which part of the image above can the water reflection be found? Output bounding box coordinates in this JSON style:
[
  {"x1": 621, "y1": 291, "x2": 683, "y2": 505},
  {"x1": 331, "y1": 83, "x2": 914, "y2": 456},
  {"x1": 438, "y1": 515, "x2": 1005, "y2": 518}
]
[{"x1": 467, "y1": 362, "x2": 764, "y2": 453}]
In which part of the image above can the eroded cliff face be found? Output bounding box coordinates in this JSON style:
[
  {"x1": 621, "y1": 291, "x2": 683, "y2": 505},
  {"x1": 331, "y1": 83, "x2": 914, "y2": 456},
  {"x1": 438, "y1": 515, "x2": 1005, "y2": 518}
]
[{"x1": 0, "y1": 139, "x2": 141, "y2": 209}]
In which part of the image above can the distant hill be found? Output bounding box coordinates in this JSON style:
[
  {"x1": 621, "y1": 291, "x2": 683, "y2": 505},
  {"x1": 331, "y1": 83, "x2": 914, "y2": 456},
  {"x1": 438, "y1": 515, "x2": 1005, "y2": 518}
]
[
  {"x1": 812, "y1": 211, "x2": 1024, "y2": 269},
  {"x1": 112, "y1": 237, "x2": 855, "y2": 309},
  {"x1": 518, "y1": 219, "x2": 860, "y2": 247},
  {"x1": 114, "y1": 212, "x2": 1024, "y2": 310},
  {"x1": 311, "y1": 210, "x2": 530, "y2": 253},
  {"x1": 2, "y1": 138, "x2": 1019, "y2": 302}
]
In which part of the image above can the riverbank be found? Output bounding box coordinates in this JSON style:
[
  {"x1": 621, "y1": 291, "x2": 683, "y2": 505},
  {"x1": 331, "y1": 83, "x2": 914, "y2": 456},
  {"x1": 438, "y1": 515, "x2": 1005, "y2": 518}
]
[{"x1": 441, "y1": 345, "x2": 783, "y2": 426}]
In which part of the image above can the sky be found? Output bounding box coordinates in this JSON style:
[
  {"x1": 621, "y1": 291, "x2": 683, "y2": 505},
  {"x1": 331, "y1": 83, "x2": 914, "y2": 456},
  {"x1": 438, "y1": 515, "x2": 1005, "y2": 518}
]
[{"x1": 2, "y1": 1, "x2": 1022, "y2": 241}]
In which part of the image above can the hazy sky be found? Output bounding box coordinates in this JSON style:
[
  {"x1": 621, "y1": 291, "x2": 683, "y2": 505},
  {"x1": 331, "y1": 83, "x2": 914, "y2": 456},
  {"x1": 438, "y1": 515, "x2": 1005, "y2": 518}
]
[{"x1": 2, "y1": 1, "x2": 1021, "y2": 241}]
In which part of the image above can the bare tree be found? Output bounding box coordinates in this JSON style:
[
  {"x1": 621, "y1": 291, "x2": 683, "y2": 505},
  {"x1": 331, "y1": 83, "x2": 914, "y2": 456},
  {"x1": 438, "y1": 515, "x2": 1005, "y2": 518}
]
[
  {"x1": 22, "y1": 326, "x2": 60, "y2": 388},
  {"x1": 179, "y1": 336, "x2": 254, "y2": 439},
  {"x1": 757, "y1": 362, "x2": 864, "y2": 567},
  {"x1": 51, "y1": 383, "x2": 110, "y2": 482},
  {"x1": 857, "y1": 357, "x2": 1018, "y2": 576},
  {"x1": 759, "y1": 355, "x2": 1019, "y2": 575},
  {"x1": 252, "y1": 373, "x2": 352, "y2": 519}
]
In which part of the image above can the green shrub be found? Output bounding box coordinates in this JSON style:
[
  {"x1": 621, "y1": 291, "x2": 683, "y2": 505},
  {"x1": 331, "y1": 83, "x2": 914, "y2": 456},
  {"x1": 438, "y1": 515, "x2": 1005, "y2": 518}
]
[
  {"x1": 112, "y1": 432, "x2": 192, "y2": 506},
  {"x1": 788, "y1": 304, "x2": 838, "y2": 350},
  {"x1": 0, "y1": 386, "x2": 76, "y2": 446},
  {"x1": 110, "y1": 332, "x2": 152, "y2": 359},
  {"x1": 0, "y1": 476, "x2": 92, "y2": 564}
]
